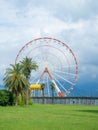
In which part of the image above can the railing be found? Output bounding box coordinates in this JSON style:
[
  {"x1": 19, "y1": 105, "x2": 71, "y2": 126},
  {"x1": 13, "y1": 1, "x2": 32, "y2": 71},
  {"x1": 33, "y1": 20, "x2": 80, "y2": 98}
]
[{"x1": 31, "y1": 97, "x2": 98, "y2": 106}]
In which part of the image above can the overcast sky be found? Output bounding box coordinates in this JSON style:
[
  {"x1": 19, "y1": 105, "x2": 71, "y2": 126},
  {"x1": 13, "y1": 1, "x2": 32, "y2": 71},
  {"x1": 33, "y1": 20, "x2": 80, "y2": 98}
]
[{"x1": 0, "y1": 0, "x2": 98, "y2": 95}]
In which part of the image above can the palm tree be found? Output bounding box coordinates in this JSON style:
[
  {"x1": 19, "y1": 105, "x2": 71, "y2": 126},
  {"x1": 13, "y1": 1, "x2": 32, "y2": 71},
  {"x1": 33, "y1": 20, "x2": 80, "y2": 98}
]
[
  {"x1": 41, "y1": 83, "x2": 45, "y2": 104},
  {"x1": 20, "y1": 57, "x2": 38, "y2": 105},
  {"x1": 50, "y1": 82, "x2": 55, "y2": 104},
  {"x1": 3, "y1": 63, "x2": 28, "y2": 105}
]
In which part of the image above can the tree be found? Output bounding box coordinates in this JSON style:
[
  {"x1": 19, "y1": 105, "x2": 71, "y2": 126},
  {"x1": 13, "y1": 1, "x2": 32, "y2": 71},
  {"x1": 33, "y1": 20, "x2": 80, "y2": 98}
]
[
  {"x1": 0, "y1": 90, "x2": 15, "y2": 106},
  {"x1": 50, "y1": 82, "x2": 55, "y2": 104},
  {"x1": 20, "y1": 57, "x2": 38, "y2": 105},
  {"x1": 3, "y1": 63, "x2": 28, "y2": 105},
  {"x1": 41, "y1": 83, "x2": 45, "y2": 104}
]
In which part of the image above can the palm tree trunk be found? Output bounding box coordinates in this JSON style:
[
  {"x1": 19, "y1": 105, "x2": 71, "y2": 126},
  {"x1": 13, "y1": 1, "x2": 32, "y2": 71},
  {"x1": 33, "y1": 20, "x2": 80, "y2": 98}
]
[
  {"x1": 26, "y1": 78, "x2": 30, "y2": 105},
  {"x1": 26, "y1": 89, "x2": 29, "y2": 105},
  {"x1": 42, "y1": 88, "x2": 44, "y2": 104},
  {"x1": 15, "y1": 94, "x2": 18, "y2": 106}
]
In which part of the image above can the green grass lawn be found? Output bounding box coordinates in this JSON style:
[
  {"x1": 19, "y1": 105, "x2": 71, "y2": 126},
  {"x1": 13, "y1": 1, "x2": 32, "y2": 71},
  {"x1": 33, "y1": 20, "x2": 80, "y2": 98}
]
[{"x1": 0, "y1": 104, "x2": 98, "y2": 130}]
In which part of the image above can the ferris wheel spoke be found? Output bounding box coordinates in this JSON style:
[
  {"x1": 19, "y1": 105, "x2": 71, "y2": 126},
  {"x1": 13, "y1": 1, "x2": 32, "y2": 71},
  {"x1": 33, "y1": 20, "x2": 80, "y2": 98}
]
[
  {"x1": 53, "y1": 72, "x2": 75, "y2": 86},
  {"x1": 61, "y1": 65, "x2": 76, "y2": 68},
  {"x1": 36, "y1": 51, "x2": 45, "y2": 62},
  {"x1": 53, "y1": 69, "x2": 76, "y2": 76},
  {"x1": 53, "y1": 88, "x2": 59, "y2": 97},
  {"x1": 30, "y1": 74, "x2": 38, "y2": 83},
  {"x1": 54, "y1": 65, "x2": 76, "y2": 70},
  {"x1": 46, "y1": 75, "x2": 50, "y2": 97},
  {"x1": 44, "y1": 75, "x2": 50, "y2": 96},
  {"x1": 30, "y1": 71, "x2": 41, "y2": 83},
  {"x1": 53, "y1": 76, "x2": 67, "y2": 92}
]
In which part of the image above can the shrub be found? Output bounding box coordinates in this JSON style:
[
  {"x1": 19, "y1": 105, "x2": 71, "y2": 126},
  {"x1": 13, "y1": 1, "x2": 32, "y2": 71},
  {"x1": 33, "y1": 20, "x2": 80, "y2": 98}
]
[
  {"x1": 0, "y1": 90, "x2": 15, "y2": 106},
  {"x1": 28, "y1": 99, "x2": 33, "y2": 105}
]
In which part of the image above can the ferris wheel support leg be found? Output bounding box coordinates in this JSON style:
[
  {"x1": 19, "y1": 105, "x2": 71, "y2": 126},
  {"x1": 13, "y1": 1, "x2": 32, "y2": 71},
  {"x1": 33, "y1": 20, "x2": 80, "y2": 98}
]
[{"x1": 52, "y1": 80, "x2": 64, "y2": 98}]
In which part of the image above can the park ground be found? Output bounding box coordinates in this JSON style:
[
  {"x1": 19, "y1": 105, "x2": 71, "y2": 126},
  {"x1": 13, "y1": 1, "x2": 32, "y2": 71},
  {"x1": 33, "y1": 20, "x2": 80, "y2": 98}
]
[{"x1": 0, "y1": 104, "x2": 98, "y2": 130}]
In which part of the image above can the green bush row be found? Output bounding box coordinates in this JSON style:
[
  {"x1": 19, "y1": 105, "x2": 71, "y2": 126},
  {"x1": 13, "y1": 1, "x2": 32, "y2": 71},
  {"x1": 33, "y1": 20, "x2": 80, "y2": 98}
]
[{"x1": 0, "y1": 90, "x2": 15, "y2": 106}]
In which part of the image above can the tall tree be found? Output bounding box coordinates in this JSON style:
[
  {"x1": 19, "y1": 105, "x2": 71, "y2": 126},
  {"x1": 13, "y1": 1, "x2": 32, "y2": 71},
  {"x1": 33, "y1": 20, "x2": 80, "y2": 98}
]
[
  {"x1": 41, "y1": 83, "x2": 45, "y2": 104},
  {"x1": 50, "y1": 82, "x2": 55, "y2": 104},
  {"x1": 20, "y1": 57, "x2": 38, "y2": 105},
  {"x1": 3, "y1": 63, "x2": 28, "y2": 105}
]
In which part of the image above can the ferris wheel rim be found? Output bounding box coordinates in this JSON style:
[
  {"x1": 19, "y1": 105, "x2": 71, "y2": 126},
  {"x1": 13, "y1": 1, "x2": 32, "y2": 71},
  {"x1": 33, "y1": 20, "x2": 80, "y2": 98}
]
[{"x1": 15, "y1": 37, "x2": 78, "y2": 97}]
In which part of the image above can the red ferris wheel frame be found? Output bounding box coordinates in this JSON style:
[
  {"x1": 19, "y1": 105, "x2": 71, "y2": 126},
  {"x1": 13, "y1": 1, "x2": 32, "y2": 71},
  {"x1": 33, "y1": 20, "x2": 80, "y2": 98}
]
[{"x1": 15, "y1": 37, "x2": 78, "y2": 97}]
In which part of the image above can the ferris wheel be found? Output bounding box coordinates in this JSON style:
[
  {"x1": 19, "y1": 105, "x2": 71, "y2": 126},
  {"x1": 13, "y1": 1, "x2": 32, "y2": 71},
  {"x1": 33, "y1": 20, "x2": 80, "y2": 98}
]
[{"x1": 15, "y1": 37, "x2": 78, "y2": 97}]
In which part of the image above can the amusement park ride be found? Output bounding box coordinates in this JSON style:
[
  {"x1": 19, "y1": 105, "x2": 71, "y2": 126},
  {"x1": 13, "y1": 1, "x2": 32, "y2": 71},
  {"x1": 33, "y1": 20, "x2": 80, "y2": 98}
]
[{"x1": 15, "y1": 37, "x2": 78, "y2": 97}]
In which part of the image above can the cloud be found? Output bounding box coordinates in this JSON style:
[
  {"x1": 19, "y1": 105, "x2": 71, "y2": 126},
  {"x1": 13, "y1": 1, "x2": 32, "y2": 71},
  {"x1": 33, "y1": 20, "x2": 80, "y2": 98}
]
[
  {"x1": 0, "y1": 0, "x2": 98, "y2": 92},
  {"x1": 25, "y1": 0, "x2": 98, "y2": 21}
]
